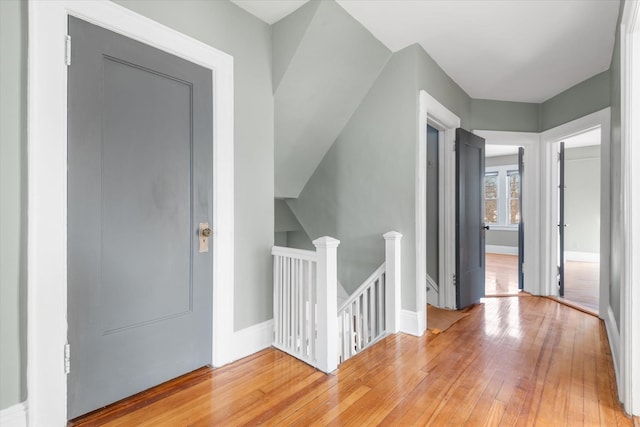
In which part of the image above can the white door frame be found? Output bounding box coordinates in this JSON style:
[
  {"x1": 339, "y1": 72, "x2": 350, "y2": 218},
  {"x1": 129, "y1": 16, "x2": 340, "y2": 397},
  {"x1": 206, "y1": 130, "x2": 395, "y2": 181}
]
[
  {"x1": 539, "y1": 109, "x2": 610, "y2": 319},
  {"x1": 418, "y1": 91, "x2": 460, "y2": 328},
  {"x1": 472, "y1": 131, "x2": 542, "y2": 296},
  {"x1": 620, "y1": 0, "x2": 640, "y2": 416},
  {"x1": 27, "y1": 1, "x2": 234, "y2": 424}
]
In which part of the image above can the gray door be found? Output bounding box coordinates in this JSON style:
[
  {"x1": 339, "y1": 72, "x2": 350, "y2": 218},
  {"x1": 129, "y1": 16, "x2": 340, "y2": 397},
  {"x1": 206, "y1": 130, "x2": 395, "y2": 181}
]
[
  {"x1": 558, "y1": 141, "x2": 566, "y2": 297},
  {"x1": 455, "y1": 128, "x2": 486, "y2": 309},
  {"x1": 67, "y1": 17, "x2": 213, "y2": 419},
  {"x1": 518, "y1": 147, "x2": 525, "y2": 290},
  {"x1": 426, "y1": 125, "x2": 439, "y2": 288}
]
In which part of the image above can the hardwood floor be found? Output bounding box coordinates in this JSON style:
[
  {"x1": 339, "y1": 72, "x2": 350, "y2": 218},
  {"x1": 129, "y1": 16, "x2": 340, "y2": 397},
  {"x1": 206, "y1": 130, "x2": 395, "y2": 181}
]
[
  {"x1": 563, "y1": 260, "x2": 599, "y2": 313},
  {"x1": 485, "y1": 253, "x2": 599, "y2": 314},
  {"x1": 69, "y1": 297, "x2": 632, "y2": 426},
  {"x1": 485, "y1": 253, "x2": 519, "y2": 295}
]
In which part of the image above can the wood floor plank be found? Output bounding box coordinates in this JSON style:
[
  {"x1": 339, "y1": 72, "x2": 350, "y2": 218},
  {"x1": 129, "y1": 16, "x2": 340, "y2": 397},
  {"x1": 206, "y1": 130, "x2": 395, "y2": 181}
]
[{"x1": 69, "y1": 296, "x2": 633, "y2": 427}]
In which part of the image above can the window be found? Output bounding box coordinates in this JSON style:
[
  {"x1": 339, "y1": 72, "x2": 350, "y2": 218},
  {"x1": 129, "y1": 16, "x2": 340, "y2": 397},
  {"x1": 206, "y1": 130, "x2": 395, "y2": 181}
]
[
  {"x1": 507, "y1": 171, "x2": 520, "y2": 224},
  {"x1": 484, "y1": 172, "x2": 498, "y2": 224},
  {"x1": 484, "y1": 165, "x2": 520, "y2": 228}
]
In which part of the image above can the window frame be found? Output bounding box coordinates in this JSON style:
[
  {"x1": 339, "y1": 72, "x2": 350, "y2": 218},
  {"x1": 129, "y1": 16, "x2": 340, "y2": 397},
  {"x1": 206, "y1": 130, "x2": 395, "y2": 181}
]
[{"x1": 484, "y1": 164, "x2": 520, "y2": 231}]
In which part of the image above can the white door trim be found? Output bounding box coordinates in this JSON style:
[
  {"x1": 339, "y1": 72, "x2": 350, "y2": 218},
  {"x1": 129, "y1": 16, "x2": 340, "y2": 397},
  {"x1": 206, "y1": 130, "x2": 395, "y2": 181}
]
[
  {"x1": 539, "y1": 109, "x2": 610, "y2": 320},
  {"x1": 620, "y1": 0, "x2": 640, "y2": 415},
  {"x1": 473, "y1": 131, "x2": 542, "y2": 296},
  {"x1": 27, "y1": 1, "x2": 234, "y2": 424},
  {"x1": 418, "y1": 91, "x2": 460, "y2": 329}
]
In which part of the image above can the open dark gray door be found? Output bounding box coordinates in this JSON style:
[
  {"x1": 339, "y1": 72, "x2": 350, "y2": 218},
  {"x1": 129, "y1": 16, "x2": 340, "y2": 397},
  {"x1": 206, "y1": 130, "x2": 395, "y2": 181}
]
[
  {"x1": 67, "y1": 17, "x2": 213, "y2": 419},
  {"x1": 518, "y1": 147, "x2": 525, "y2": 290},
  {"x1": 558, "y1": 142, "x2": 566, "y2": 297},
  {"x1": 426, "y1": 125, "x2": 439, "y2": 290},
  {"x1": 455, "y1": 129, "x2": 486, "y2": 309}
]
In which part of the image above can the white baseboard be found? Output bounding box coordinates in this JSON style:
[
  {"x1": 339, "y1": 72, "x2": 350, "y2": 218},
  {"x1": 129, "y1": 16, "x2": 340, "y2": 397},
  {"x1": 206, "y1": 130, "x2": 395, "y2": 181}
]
[
  {"x1": 604, "y1": 306, "x2": 621, "y2": 398},
  {"x1": 486, "y1": 245, "x2": 518, "y2": 255},
  {"x1": 400, "y1": 309, "x2": 420, "y2": 336},
  {"x1": 0, "y1": 402, "x2": 27, "y2": 427},
  {"x1": 233, "y1": 318, "x2": 274, "y2": 361},
  {"x1": 565, "y1": 251, "x2": 600, "y2": 263}
]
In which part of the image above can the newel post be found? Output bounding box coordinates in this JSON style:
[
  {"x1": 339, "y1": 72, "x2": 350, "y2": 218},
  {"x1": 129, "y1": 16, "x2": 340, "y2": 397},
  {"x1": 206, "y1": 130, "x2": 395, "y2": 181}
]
[
  {"x1": 313, "y1": 236, "x2": 340, "y2": 373},
  {"x1": 384, "y1": 231, "x2": 402, "y2": 334}
]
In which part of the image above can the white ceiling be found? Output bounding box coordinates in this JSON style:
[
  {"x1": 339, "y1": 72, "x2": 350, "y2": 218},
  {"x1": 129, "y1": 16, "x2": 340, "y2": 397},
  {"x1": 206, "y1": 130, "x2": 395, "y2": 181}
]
[{"x1": 230, "y1": 0, "x2": 620, "y2": 103}]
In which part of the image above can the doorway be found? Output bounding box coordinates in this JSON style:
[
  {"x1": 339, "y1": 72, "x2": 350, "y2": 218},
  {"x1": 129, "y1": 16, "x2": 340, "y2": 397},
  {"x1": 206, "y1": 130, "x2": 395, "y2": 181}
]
[
  {"x1": 557, "y1": 128, "x2": 601, "y2": 313},
  {"x1": 484, "y1": 144, "x2": 523, "y2": 296},
  {"x1": 67, "y1": 17, "x2": 214, "y2": 419},
  {"x1": 28, "y1": 1, "x2": 234, "y2": 423}
]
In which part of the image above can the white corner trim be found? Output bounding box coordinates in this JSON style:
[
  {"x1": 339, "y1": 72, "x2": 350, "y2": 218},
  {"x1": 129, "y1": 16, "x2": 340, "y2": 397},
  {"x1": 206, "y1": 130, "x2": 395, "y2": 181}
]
[
  {"x1": 233, "y1": 319, "x2": 274, "y2": 361},
  {"x1": 621, "y1": 0, "x2": 640, "y2": 416},
  {"x1": 485, "y1": 245, "x2": 519, "y2": 256},
  {"x1": 28, "y1": 1, "x2": 234, "y2": 424},
  {"x1": 0, "y1": 402, "x2": 27, "y2": 427},
  {"x1": 400, "y1": 309, "x2": 421, "y2": 337},
  {"x1": 605, "y1": 306, "x2": 622, "y2": 398}
]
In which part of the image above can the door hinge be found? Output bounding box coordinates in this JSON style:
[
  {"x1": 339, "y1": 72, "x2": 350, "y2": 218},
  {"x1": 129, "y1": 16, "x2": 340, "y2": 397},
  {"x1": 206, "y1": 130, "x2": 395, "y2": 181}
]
[
  {"x1": 65, "y1": 35, "x2": 71, "y2": 66},
  {"x1": 452, "y1": 273, "x2": 457, "y2": 287},
  {"x1": 64, "y1": 343, "x2": 71, "y2": 374}
]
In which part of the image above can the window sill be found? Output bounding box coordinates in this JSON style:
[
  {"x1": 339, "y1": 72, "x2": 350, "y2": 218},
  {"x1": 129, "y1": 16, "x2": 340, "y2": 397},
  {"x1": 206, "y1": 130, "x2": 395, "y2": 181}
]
[{"x1": 487, "y1": 225, "x2": 518, "y2": 231}]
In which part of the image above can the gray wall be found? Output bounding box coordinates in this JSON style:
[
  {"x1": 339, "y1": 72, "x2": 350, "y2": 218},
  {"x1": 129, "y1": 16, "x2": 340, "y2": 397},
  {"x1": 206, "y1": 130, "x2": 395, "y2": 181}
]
[
  {"x1": 486, "y1": 230, "x2": 518, "y2": 248},
  {"x1": 288, "y1": 46, "x2": 419, "y2": 308},
  {"x1": 540, "y1": 70, "x2": 611, "y2": 131},
  {"x1": 274, "y1": 199, "x2": 314, "y2": 250},
  {"x1": 565, "y1": 146, "x2": 601, "y2": 254},
  {"x1": 275, "y1": 199, "x2": 303, "y2": 233},
  {"x1": 0, "y1": 0, "x2": 27, "y2": 410},
  {"x1": 485, "y1": 154, "x2": 518, "y2": 168},
  {"x1": 470, "y1": 99, "x2": 539, "y2": 132},
  {"x1": 415, "y1": 45, "x2": 472, "y2": 129},
  {"x1": 289, "y1": 41, "x2": 479, "y2": 312},
  {"x1": 609, "y1": 0, "x2": 625, "y2": 329},
  {"x1": 273, "y1": 0, "x2": 391, "y2": 198},
  {"x1": 108, "y1": 1, "x2": 277, "y2": 332}
]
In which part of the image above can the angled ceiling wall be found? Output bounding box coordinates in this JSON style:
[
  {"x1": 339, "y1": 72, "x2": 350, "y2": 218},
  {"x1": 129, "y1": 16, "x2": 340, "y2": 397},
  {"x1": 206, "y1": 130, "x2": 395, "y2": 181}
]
[{"x1": 273, "y1": 0, "x2": 391, "y2": 198}]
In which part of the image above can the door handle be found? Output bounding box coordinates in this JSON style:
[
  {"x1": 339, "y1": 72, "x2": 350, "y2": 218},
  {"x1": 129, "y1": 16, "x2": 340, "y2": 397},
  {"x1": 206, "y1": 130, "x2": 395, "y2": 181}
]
[
  {"x1": 199, "y1": 223, "x2": 211, "y2": 253},
  {"x1": 483, "y1": 225, "x2": 490, "y2": 230}
]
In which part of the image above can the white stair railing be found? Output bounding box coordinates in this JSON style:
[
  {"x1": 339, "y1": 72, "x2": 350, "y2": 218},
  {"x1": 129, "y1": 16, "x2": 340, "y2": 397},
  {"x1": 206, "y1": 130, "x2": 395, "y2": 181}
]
[
  {"x1": 337, "y1": 231, "x2": 402, "y2": 363},
  {"x1": 272, "y1": 231, "x2": 401, "y2": 372},
  {"x1": 272, "y1": 237, "x2": 339, "y2": 373}
]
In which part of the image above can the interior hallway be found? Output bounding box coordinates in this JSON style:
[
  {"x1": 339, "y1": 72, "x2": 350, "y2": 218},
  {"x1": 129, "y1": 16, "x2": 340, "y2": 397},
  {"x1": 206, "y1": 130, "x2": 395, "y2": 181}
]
[{"x1": 70, "y1": 297, "x2": 632, "y2": 426}]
